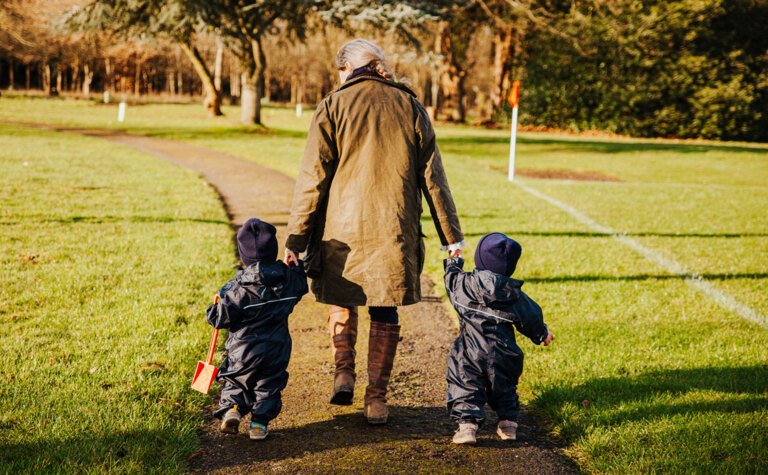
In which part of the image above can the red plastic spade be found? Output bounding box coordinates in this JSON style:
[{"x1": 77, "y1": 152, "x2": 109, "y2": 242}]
[{"x1": 192, "y1": 296, "x2": 220, "y2": 394}]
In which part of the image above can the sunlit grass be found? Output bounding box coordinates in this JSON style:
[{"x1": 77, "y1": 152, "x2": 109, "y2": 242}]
[
  {"x1": 0, "y1": 124, "x2": 233, "y2": 472},
  {"x1": 1, "y1": 96, "x2": 766, "y2": 473}
]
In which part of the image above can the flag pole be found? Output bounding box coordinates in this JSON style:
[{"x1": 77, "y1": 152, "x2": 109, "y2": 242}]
[{"x1": 507, "y1": 80, "x2": 520, "y2": 182}]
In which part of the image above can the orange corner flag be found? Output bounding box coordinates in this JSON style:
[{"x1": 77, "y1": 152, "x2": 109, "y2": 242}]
[{"x1": 507, "y1": 80, "x2": 521, "y2": 108}]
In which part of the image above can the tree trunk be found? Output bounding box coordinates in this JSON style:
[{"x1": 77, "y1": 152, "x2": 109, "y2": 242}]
[
  {"x1": 144, "y1": 71, "x2": 152, "y2": 95},
  {"x1": 104, "y1": 57, "x2": 113, "y2": 93},
  {"x1": 72, "y1": 63, "x2": 80, "y2": 93},
  {"x1": 230, "y1": 66, "x2": 240, "y2": 97},
  {"x1": 491, "y1": 26, "x2": 514, "y2": 115},
  {"x1": 456, "y1": 74, "x2": 466, "y2": 122},
  {"x1": 134, "y1": 58, "x2": 141, "y2": 96},
  {"x1": 441, "y1": 28, "x2": 468, "y2": 123},
  {"x1": 7, "y1": 59, "x2": 14, "y2": 90},
  {"x1": 179, "y1": 41, "x2": 223, "y2": 117},
  {"x1": 240, "y1": 72, "x2": 256, "y2": 125},
  {"x1": 83, "y1": 64, "x2": 93, "y2": 96},
  {"x1": 214, "y1": 36, "x2": 223, "y2": 92},
  {"x1": 43, "y1": 64, "x2": 49, "y2": 94},
  {"x1": 25, "y1": 63, "x2": 30, "y2": 90},
  {"x1": 56, "y1": 67, "x2": 63, "y2": 95},
  {"x1": 167, "y1": 70, "x2": 176, "y2": 95},
  {"x1": 264, "y1": 66, "x2": 271, "y2": 103},
  {"x1": 241, "y1": 37, "x2": 266, "y2": 125},
  {"x1": 430, "y1": 22, "x2": 449, "y2": 120}
]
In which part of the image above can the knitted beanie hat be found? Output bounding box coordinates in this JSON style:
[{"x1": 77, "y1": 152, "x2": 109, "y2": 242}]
[
  {"x1": 474, "y1": 232, "x2": 522, "y2": 277},
  {"x1": 236, "y1": 218, "x2": 278, "y2": 266}
]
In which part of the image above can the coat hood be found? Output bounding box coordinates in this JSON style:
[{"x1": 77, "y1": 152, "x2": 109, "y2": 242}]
[
  {"x1": 237, "y1": 261, "x2": 286, "y2": 287},
  {"x1": 469, "y1": 270, "x2": 524, "y2": 308}
]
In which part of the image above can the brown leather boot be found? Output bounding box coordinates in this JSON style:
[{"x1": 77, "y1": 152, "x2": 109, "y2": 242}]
[
  {"x1": 329, "y1": 305, "x2": 358, "y2": 405},
  {"x1": 364, "y1": 322, "x2": 400, "y2": 424}
]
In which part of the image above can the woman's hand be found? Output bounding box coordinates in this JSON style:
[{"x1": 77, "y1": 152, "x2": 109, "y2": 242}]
[
  {"x1": 448, "y1": 248, "x2": 462, "y2": 259},
  {"x1": 284, "y1": 249, "x2": 299, "y2": 267}
]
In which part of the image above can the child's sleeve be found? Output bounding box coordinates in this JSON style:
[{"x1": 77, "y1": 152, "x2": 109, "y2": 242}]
[
  {"x1": 289, "y1": 260, "x2": 310, "y2": 299},
  {"x1": 205, "y1": 280, "x2": 241, "y2": 329},
  {"x1": 443, "y1": 257, "x2": 465, "y2": 295},
  {"x1": 510, "y1": 291, "x2": 549, "y2": 345}
]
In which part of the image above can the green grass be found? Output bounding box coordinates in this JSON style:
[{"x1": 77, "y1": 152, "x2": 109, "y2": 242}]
[
  {"x1": 0, "y1": 123, "x2": 233, "y2": 473},
  {"x1": 1, "y1": 96, "x2": 767, "y2": 473}
]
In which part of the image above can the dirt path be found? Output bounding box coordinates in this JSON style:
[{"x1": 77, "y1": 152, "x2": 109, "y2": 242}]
[{"x1": 19, "y1": 123, "x2": 578, "y2": 474}]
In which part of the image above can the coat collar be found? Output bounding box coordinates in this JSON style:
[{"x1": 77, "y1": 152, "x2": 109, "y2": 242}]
[{"x1": 336, "y1": 73, "x2": 417, "y2": 97}]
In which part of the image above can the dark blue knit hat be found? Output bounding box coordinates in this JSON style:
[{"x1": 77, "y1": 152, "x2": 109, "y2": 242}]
[
  {"x1": 474, "y1": 233, "x2": 522, "y2": 277},
  {"x1": 237, "y1": 218, "x2": 278, "y2": 266}
]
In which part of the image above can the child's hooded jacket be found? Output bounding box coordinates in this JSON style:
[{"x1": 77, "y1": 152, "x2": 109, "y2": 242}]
[
  {"x1": 444, "y1": 257, "x2": 548, "y2": 344},
  {"x1": 206, "y1": 260, "x2": 307, "y2": 333},
  {"x1": 206, "y1": 260, "x2": 308, "y2": 420},
  {"x1": 444, "y1": 257, "x2": 547, "y2": 423}
]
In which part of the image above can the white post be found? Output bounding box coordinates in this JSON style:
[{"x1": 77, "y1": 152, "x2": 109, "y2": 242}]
[
  {"x1": 508, "y1": 105, "x2": 518, "y2": 182},
  {"x1": 295, "y1": 103, "x2": 302, "y2": 118},
  {"x1": 103, "y1": 91, "x2": 110, "y2": 104},
  {"x1": 117, "y1": 101, "x2": 126, "y2": 122}
]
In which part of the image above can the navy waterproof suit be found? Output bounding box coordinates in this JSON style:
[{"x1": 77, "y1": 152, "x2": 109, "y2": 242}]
[
  {"x1": 444, "y1": 258, "x2": 548, "y2": 425},
  {"x1": 206, "y1": 260, "x2": 308, "y2": 425}
]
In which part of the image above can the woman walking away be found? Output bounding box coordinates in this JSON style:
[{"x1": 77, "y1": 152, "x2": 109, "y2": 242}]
[{"x1": 284, "y1": 39, "x2": 464, "y2": 424}]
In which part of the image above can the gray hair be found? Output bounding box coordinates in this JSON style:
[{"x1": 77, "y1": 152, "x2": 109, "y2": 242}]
[{"x1": 335, "y1": 39, "x2": 407, "y2": 85}]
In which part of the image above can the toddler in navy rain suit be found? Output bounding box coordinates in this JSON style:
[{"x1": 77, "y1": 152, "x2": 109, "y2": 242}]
[
  {"x1": 206, "y1": 218, "x2": 308, "y2": 440},
  {"x1": 444, "y1": 232, "x2": 554, "y2": 445}
]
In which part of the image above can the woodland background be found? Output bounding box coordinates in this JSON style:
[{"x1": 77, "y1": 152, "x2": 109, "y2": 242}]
[{"x1": 1, "y1": 0, "x2": 767, "y2": 141}]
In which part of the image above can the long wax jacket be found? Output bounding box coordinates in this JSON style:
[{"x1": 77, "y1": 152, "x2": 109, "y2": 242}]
[{"x1": 285, "y1": 74, "x2": 463, "y2": 307}]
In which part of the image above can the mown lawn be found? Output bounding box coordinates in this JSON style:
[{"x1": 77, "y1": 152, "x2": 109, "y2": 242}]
[
  {"x1": 0, "y1": 123, "x2": 233, "y2": 472},
  {"x1": 2, "y1": 96, "x2": 767, "y2": 473}
]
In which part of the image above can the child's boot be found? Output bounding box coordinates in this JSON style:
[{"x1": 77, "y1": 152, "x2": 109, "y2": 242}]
[
  {"x1": 452, "y1": 422, "x2": 478, "y2": 445},
  {"x1": 497, "y1": 420, "x2": 518, "y2": 440},
  {"x1": 248, "y1": 422, "x2": 269, "y2": 440},
  {"x1": 329, "y1": 305, "x2": 358, "y2": 405},
  {"x1": 219, "y1": 405, "x2": 241, "y2": 434},
  {"x1": 364, "y1": 322, "x2": 400, "y2": 424}
]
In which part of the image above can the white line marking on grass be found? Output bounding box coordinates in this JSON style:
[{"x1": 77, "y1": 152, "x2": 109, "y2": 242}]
[{"x1": 515, "y1": 180, "x2": 768, "y2": 329}]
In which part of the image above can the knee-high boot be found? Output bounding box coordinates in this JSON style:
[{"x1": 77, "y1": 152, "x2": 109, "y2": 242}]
[
  {"x1": 364, "y1": 322, "x2": 400, "y2": 424},
  {"x1": 329, "y1": 305, "x2": 358, "y2": 405}
]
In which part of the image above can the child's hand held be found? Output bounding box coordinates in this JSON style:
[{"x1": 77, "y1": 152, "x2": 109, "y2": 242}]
[
  {"x1": 284, "y1": 249, "x2": 299, "y2": 266},
  {"x1": 542, "y1": 331, "x2": 555, "y2": 346}
]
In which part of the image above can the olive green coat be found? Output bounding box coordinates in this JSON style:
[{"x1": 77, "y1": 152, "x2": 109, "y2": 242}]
[{"x1": 285, "y1": 75, "x2": 463, "y2": 307}]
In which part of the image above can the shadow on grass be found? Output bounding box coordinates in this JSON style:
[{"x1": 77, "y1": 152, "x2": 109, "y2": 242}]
[
  {"x1": 460, "y1": 230, "x2": 768, "y2": 239},
  {"x1": 124, "y1": 126, "x2": 307, "y2": 140},
  {"x1": 0, "y1": 215, "x2": 230, "y2": 226},
  {"x1": 525, "y1": 272, "x2": 768, "y2": 284},
  {"x1": 439, "y1": 135, "x2": 768, "y2": 155},
  {"x1": 0, "y1": 429, "x2": 194, "y2": 473},
  {"x1": 189, "y1": 406, "x2": 570, "y2": 472},
  {"x1": 534, "y1": 365, "x2": 768, "y2": 441}
]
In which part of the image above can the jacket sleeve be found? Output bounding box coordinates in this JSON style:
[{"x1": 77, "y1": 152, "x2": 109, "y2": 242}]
[
  {"x1": 443, "y1": 257, "x2": 466, "y2": 301},
  {"x1": 289, "y1": 260, "x2": 310, "y2": 299},
  {"x1": 414, "y1": 100, "x2": 464, "y2": 247},
  {"x1": 285, "y1": 99, "x2": 338, "y2": 253},
  {"x1": 205, "y1": 280, "x2": 242, "y2": 329},
  {"x1": 510, "y1": 290, "x2": 549, "y2": 345}
]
